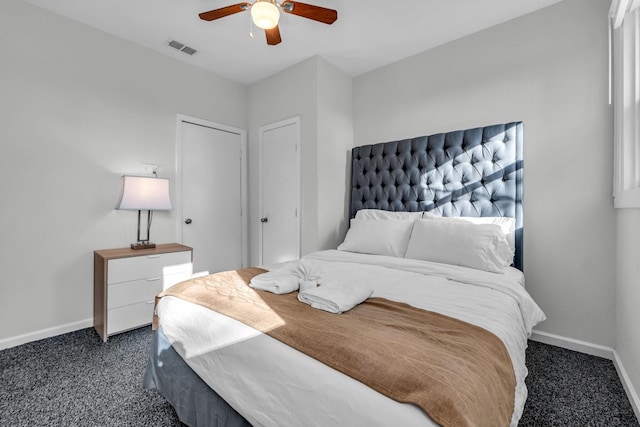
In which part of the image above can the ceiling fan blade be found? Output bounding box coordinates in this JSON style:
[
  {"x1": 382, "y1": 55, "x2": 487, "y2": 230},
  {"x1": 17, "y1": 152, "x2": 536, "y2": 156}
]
[
  {"x1": 265, "y1": 26, "x2": 282, "y2": 45},
  {"x1": 199, "y1": 3, "x2": 251, "y2": 21},
  {"x1": 281, "y1": 1, "x2": 337, "y2": 25}
]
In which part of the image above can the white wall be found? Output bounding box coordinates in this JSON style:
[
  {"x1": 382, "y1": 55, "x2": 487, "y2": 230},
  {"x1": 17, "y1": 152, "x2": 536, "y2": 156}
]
[
  {"x1": 617, "y1": 209, "x2": 640, "y2": 407},
  {"x1": 0, "y1": 1, "x2": 246, "y2": 342},
  {"x1": 353, "y1": 0, "x2": 616, "y2": 347},
  {"x1": 247, "y1": 56, "x2": 353, "y2": 264},
  {"x1": 316, "y1": 58, "x2": 354, "y2": 250}
]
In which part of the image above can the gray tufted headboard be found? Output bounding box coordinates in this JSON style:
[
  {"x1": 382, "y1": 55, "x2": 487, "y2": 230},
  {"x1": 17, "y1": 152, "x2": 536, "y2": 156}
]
[{"x1": 349, "y1": 122, "x2": 523, "y2": 271}]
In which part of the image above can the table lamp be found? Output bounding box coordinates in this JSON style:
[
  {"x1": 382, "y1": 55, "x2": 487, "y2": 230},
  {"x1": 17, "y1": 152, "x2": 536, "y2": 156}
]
[{"x1": 115, "y1": 175, "x2": 172, "y2": 250}]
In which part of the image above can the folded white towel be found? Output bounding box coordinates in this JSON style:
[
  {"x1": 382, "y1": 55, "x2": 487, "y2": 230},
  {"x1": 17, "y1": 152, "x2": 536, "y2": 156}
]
[
  {"x1": 250, "y1": 273, "x2": 300, "y2": 294},
  {"x1": 299, "y1": 279, "x2": 318, "y2": 292},
  {"x1": 297, "y1": 283, "x2": 373, "y2": 314}
]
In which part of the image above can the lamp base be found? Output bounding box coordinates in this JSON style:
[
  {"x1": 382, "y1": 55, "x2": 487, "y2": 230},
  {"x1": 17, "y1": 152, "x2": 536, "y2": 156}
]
[{"x1": 131, "y1": 242, "x2": 156, "y2": 250}]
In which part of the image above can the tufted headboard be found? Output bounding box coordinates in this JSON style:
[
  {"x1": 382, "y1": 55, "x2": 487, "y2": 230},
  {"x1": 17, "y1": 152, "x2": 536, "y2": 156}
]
[{"x1": 349, "y1": 122, "x2": 523, "y2": 271}]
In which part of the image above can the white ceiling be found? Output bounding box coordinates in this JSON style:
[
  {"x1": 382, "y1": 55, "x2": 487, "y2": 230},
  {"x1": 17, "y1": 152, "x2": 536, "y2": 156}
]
[{"x1": 23, "y1": 0, "x2": 564, "y2": 85}]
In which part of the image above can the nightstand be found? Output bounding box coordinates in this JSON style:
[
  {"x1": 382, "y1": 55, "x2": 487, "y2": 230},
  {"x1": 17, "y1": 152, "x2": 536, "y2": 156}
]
[{"x1": 93, "y1": 243, "x2": 193, "y2": 342}]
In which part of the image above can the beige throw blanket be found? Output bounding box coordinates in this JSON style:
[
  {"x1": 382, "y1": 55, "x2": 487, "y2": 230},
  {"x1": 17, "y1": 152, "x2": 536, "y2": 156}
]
[{"x1": 154, "y1": 267, "x2": 516, "y2": 427}]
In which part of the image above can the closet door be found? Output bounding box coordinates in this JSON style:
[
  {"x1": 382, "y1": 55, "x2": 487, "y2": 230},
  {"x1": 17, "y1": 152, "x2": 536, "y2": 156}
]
[
  {"x1": 259, "y1": 117, "x2": 300, "y2": 266},
  {"x1": 177, "y1": 116, "x2": 247, "y2": 276}
]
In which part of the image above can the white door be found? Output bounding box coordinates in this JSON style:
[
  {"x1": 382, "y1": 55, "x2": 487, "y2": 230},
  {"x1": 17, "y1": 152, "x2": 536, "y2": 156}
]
[
  {"x1": 177, "y1": 116, "x2": 247, "y2": 276},
  {"x1": 259, "y1": 117, "x2": 300, "y2": 265}
]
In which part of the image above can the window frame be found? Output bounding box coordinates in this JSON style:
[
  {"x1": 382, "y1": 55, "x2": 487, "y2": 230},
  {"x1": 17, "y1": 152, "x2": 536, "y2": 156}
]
[{"x1": 612, "y1": 0, "x2": 640, "y2": 208}]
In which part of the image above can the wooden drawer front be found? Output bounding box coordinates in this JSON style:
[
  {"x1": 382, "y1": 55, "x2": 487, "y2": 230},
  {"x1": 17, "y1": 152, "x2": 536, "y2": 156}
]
[
  {"x1": 107, "y1": 302, "x2": 155, "y2": 335},
  {"x1": 108, "y1": 278, "x2": 162, "y2": 309},
  {"x1": 107, "y1": 251, "x2": 191, "y2": 284}
]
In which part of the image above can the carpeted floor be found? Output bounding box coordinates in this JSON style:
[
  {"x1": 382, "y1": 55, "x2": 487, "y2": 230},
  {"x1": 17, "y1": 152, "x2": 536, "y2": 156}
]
[
  {"x1": 520, "y1": 341, "x2": 638, "y2": 426},
  {"x1": 0, "y1": 327, "x2": 182, "y2": 427},
  {"x1": 0, "y1": 326, "x2": 637, "y2": 426}
]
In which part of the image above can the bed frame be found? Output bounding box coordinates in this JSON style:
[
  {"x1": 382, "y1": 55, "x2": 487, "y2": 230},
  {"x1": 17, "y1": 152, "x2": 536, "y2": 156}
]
[
  {"x1": 350, "y1": 121, "x2": 523, "y2": 270},
  {"x1": 144, "y1": 121, "x2": 524, "y2": 425}
]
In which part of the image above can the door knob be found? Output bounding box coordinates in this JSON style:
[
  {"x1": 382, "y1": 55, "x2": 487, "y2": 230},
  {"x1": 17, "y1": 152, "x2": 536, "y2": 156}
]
[
  {"x1": 184, "y1": 218, "x2": 192, "y2": 224},
  {"x1": 260, "y1": 217, "x2": 269, "y2": 223}
]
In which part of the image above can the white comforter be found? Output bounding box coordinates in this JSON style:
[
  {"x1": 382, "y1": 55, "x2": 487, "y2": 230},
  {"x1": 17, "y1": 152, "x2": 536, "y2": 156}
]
[{"x1": 157, "y1": 250, "x2": 546, "y2": 427}]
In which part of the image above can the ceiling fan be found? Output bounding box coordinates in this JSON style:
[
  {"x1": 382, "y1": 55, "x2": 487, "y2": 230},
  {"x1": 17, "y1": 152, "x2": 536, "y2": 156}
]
[{"x1": 199, "y1": 1, "x2": 338, "y2": 46}]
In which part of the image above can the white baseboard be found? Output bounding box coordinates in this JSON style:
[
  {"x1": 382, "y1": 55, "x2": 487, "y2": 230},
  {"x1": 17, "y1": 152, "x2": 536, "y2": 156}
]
[
  {"x1": 530, "y1": 329, "x2": 614, "y2": 360},
  {"x1": 0, "y1": 318, "x2": 93, "y2": 351},
  {"x1": 613, "y1": 350, "x2": 640, "y2": 422}
]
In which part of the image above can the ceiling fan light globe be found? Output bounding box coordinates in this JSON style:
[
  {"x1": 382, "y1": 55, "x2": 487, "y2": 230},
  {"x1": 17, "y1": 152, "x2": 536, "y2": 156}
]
[{"x1": 251, "y1": 1, "x2": 280, "y2": 30}]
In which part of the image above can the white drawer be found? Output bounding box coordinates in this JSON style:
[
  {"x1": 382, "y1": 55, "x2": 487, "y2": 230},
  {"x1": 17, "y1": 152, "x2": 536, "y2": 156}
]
[
  {"x1": 107, "y1": 301, "x2": 155, "y2": 335},
  {"x1": 108, "y1": 278, "x2": 161, "y2": 309},
  {"x1": 162, "y1": 270, "x2": 192, "y2": 290},
  {"x1": 107, "y1": 251, "x2": 191, "y2": 284},
  {"x1": 108, "y1": 271, "x2": 192, "y2": 309}
]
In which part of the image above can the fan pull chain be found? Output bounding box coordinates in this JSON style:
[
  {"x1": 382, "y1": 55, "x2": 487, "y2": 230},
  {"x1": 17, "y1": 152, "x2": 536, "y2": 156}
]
[{"x1": 249, "y1": 13, "x2": 254, "y2": 38}]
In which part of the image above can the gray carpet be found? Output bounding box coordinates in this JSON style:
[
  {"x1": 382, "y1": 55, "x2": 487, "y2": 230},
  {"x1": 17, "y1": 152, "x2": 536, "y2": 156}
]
[
  {"x1": 520, "y1": 341, "x2": 638, "y2": 426},
  {"x1": 0, "y1": 326, "x2": 637, "y2": 426},
  {"x1": 0, "y1": 327, "x2": 182, "y2": 426}
]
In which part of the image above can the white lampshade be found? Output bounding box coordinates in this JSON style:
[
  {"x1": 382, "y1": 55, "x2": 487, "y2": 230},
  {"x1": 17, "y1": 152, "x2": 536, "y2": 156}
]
[
  {"x1": 251, "y1": 1, "x2": 280, "y2": 30},
  {"x1": 115, "y1": 176, "x2": 172, "y2": 211}
]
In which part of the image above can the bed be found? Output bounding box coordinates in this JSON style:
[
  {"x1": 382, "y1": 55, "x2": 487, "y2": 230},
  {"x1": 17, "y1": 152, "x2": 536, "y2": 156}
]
[{"x1": 144, "y1": 121, "x2": 545, "y2": 427}]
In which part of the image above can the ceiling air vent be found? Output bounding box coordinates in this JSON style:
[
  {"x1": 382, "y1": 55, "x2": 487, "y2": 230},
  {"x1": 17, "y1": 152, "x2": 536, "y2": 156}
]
[
  {"x1": 180, "y1": 46, "x2": 197, "y2": 56},
  {"x1": 168, "y1": 40, "x2": 197, "y2": 56}
]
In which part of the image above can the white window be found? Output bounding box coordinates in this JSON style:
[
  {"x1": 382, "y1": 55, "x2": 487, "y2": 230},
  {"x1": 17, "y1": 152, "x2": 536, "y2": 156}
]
[{"x1": 611, "y1": 0, "x2": 640, "y2": 208}]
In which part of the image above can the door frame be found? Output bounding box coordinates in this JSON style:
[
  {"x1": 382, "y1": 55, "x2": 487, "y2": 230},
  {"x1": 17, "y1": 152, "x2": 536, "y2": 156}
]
[
  {"x1": 175, "y1": 113, "x2": 248, "y2": 268},
  {"x1": 258, "y1": 116, "x2": 301, "y2": 265}
]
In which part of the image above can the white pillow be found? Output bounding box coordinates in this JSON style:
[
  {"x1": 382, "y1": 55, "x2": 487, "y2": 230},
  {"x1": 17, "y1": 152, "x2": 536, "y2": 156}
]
[
  {"x1": 338, "y1": 219, "x2": 415, "y2": 257},
  {"x1": 424, "y1": 215, "x2": 516, "y2": 256},
  {"x1": 355, "y1": 209, "x2": 423, "y2": 221},
  {"x1": 404, "y1": 219, "x2": 512, "y2": 273}
]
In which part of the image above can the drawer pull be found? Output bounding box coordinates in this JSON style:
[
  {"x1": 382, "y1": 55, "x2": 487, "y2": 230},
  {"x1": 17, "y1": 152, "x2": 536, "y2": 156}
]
[
  {"x1": 146, "y1": 255, "x2": 161, "y2": 259},
  {"x1": 146, "y1": 277, "x2": 161, "y2": 282}
]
